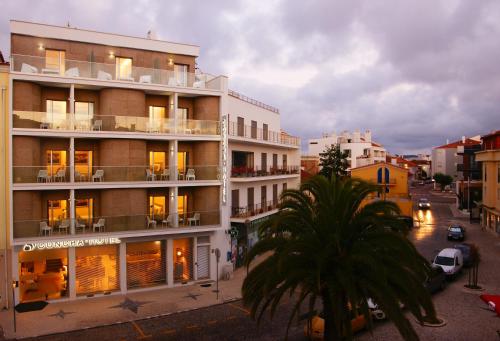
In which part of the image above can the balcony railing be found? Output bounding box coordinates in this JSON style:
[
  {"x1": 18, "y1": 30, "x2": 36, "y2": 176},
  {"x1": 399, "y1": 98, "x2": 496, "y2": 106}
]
[
  {"x1": 13, "y1": 211, "x2": 221, "y2": 239},
  {"x1": 228, "y1": 121, "x2": 300, "y2": 147},
  {"x1": 13, "y1": 111, "x2": 220, "y2": 135},
  {"x1": 13, "y1": 165, "x2": 220, "y2": 183},
  {"x1": 231, "y1": 200, "x2": 280, "y2": 218},
  {"x1": 11, "y1": 54, "x2": 222, "y2": 91},
  {"x1": 231, "y1": 165, "x2": 300, "y2": 178}
]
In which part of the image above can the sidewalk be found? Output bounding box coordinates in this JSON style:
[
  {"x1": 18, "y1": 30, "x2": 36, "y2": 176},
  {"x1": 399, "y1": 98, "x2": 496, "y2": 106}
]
[{"x1": 0, "y1": 265, "x2": 248, "y2": 340}]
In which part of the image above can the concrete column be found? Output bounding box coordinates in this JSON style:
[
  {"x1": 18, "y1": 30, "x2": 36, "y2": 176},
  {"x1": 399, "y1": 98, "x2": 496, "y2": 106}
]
[
  {"x1": 193, "y1": 237, "x2": 198, "y2": 281},
  {"x1": 169, "y1": 187, "x2": 178, "y2": 228},
  {"x1": 169, "y1": 140, "x2": 178, "y2": 181},
  {"x1": 69, "y1": 189, "x2": 75, "y2": 234},
  {"x1": 119, "y1": 242, "x2": 127, "y2": 294},
  {"x1": 68, "y1": 247, "x2": 76, "y2": 299},
  {"x1": 172, "y1": 93, "x2": 178, "y2": 133},
  {"x1": 69, "y1": 137, "x2": 75, "y2": 183},
  {"x1": 69, "y1": 84, "x2": 75, "y2": 129},
  {"x1": 167, "y1": 239, "x2": 173, "y2": 287}
]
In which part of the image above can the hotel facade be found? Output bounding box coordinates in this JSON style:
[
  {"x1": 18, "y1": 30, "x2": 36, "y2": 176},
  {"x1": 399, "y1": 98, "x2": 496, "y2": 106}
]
[{"x1": 5, "y1": 20, "x2": 300, "y2": 305}]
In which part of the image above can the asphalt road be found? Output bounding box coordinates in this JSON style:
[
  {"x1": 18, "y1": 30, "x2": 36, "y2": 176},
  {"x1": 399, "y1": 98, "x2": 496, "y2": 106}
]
[{"x1": 19, "y1": 184, "x2": 500, "y2": 341}]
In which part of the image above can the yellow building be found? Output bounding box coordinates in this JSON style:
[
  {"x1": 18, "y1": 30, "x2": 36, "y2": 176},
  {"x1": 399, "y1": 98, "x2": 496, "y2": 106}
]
[
  {"x1": 0, "y1": 52, "x2": 10, "y2": 309},
  {"x1": 475, "y1": 130, "x2": 500, "y2": 235},
  {"x1": 351, "y1": 162, "x2": 413, "y2": 217}
]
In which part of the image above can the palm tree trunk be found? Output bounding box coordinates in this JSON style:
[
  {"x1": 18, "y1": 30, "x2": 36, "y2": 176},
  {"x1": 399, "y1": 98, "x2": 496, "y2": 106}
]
[{"x1": 322, "y1": 289, "x2": 341, "y2": 341}]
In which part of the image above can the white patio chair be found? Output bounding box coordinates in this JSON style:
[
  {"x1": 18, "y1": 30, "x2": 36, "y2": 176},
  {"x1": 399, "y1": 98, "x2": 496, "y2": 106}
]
[
  {"x1": 21, "y1": 63, "x2": 38, "y2": 73},
  {"x1": 186, "y1": 168, "x2": 196, "y2": 181},
  {"x1": 92, "y1": 119, "x2": 102, "y2": 131},
  {"x1": 92, "y1": 169, "x2": 104, "y2": 182},
  {"x1": 162, "y1": 214, "x2": 172, "y2": 228},
  {"x1": 97, "y1": 70, "x2": 112, "y2": 80},
  {"x1": 39, "y1": 221, "x2": 52, "y2": 236},
  {"x1": 187, "y1": 212, "x2": 201, "y2": 226},
  {"x1": 64, "y1": 67, "x2": 79, "y2": 77},
  {"x1": 139, "y1": 75, "x2": 152, "y2": 83},
  {"x1": 75, "y1": 220, "x2": 86, "y2": 233},
  {"x1": 37, "y1": 170, "x2": 50, "y2": 183},
  {"x1": 160, "y1": 168, "x2": 170, "y2": 180},
  {"x1": 57, "y1": 219, "x2": 70, "y2": 234},
  {"x1": 54, "y1": 169, "x2": 66, "y2": 182},
  {"x1": 146, "y1": 169, "x2": 156, "y2": 181},
  {"x1": 147, "y1": 216, "x2": 157, "y2": 229},
  {"x1": 93, "y1": 218, "x2": 105, "y2": 232}
]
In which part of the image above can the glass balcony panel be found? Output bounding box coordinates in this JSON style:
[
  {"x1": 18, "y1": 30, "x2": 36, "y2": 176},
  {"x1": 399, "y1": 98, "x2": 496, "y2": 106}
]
[
  {"x1": 13, "y1": 166, "x2": 70, "y2": 183},
  {"x1": 228, "y1": 121, "x2": 300, "y2": 147}
]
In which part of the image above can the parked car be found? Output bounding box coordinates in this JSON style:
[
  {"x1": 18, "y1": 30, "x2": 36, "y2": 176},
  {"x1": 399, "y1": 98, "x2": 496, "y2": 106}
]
[
  {"x1": 418, "y1": 198, "x2": 431, "y2": 210},
  {"x1": 432, "y1": 248, "x2": 463, "y2": 277},
  {"x1": 424, "y1": 265, "x2": 446, "y2": 293},
  {"x1": 447, "y1": 224, "x2": 465, "y2": 241},
  {"x1": 304, "y1": 309, "x2": 366, "y2": 340},
  {"x1": 454, "y1": 243, "x2": 473, "y2": 267}
]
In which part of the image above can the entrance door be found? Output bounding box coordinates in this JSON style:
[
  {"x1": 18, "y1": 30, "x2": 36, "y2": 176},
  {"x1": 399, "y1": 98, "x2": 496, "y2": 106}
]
[{"x1": 196, "y1": 245, "x2": 210, "y2": 279}]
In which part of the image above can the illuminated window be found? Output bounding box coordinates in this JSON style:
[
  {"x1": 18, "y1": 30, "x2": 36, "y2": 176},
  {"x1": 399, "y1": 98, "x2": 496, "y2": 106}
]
[
  {"x1": 174, "y1": 64, "x2": 188, "y2": 86},
  {"x1": 176, "y1": 108, "x2": 188, "y2": 121},
  {"x1": 46, "y1": 150, "x2": 67, "y2": 176},
  {"x1": 48, "y1": 199, "x2": 68, "y2": 227},
  {"x1": 149, "y1": 151, "x2": 166, "y2": 173},
  {"x1": 149, "y1": 196, "x2": 166, "y2": 219},
  {"x1": 177, "y1": 152, "x2": 188, "y2": 175},
  {"x1": 115, "y1": 57, "x2": 132, "y2": 80},
  {"x1": 75, "y1": 151, "x2": 92, "y2": 179},
  {"x1": 75, "y1": 198, "x2": 93, "y2": 226},
  {"x1": 173, "y1": 238, "x2": 193, "y2": 283},
  {"x1": 177, "y1": 194, "x2": 187, "y2": 216},
  {"x1": 45, "y1": 49, "x2": 65, "y2": 74},
  {"x1": 149, "y1": 106, "x2": 166, "y2": 121},
  {"x1": 46, "y1": 100, "x2": 67, "y2": 128}
]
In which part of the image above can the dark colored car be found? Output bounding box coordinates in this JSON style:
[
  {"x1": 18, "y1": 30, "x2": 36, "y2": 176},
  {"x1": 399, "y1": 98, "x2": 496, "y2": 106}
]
[
  {"x1": 454, "y1": 243, "x2": 473, "y2": 267},
  {"x1": 424, "y1": 265, "x2": 446, "y2": 293},
  {"x1": 447, "y1": 225, "x2": 465, "y2": 241},
  {"x1": 418, "y1": 198, "x2": 431, "y2": 210}
]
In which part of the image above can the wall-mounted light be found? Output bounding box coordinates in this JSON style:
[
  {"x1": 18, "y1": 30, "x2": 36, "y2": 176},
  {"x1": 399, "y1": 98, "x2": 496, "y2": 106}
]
[
  {"x1": 109, "y1": 51, "x2": 115, "y2": 59},
  {"x1": 168, "y1": 56, "x2": 174, "y2": 66},
  {"x1": 38, "y1": 43, "x2": 44, "y2": 50},
  {"x1": 176, "y1": 248, "x2": 183, "y2": 258}
]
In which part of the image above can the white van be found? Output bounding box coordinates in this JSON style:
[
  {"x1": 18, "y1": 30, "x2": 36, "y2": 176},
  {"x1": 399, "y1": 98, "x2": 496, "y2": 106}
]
[{"x1": 432, "y1": 248, "x2": 463, "y2": 277}]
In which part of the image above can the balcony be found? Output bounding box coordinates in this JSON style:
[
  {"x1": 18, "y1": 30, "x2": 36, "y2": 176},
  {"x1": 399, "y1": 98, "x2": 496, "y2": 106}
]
[
  {"x1": 13, "y1": 165, "x2": 221, "y2": 184},
  {"x1": 11, "y1": 54, "x2": 222, "y2": 91},
  {"x1": 13, "y1": 210, "x2": 221, "y2": 239},
  {"x1": 230, "y1": 165, "x2": 300, "y2": 178},
  {"x1": 13, "y1": 111, "x2": 220, "y2": 136},
  {"x1": 231, "y1": 200, "x2": 279, "y2": 219},
  {"x1": 228, "y1": 122, "x2": 300, "y2": 147}
]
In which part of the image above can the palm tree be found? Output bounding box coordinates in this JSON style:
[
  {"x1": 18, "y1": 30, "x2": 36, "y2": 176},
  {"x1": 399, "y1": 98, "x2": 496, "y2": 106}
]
[{"x1": 242, "y1": 175, "x2": 437, "y2": 341}]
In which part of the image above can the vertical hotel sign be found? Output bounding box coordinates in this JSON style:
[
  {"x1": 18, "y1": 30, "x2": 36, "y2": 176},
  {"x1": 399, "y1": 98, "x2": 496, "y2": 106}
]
[{"x1": 221, "y1": 115, "x2": 228, "y2": 205}]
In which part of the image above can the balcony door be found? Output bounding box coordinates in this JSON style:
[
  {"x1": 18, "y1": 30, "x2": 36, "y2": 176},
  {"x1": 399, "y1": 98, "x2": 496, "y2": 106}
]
[
  {"x1": 177, "y1": 194, "x2": 188, "y2": 223},
  {"x1": 75, "y1": 151, "x2": 92, "y2": 180},
  {"x1": 231, "y1": 190, "x2": 239, "y2": 216},
  {"x1": 48, "y1": 199, "x2": 68, "y2": 227},
  {"x1": 247, "y1": 188, "x2": 254, "y2": 215},
  {"x1": 149, "y1": 196, "x2": 166, "y2": 220},
  {"x1": 75, "y1": 102, "x2": 94, "y2": 129},
  {"x1": 261, "y1": 186, "x2": 267, "y2": 209},
  {"x1": 174, "y1": 64, "x2": 188, "y2": 86},
  {"x1": 149, "y1": 151, "x2": 166, "y2": 174},
  {"x1": 75, "y1": 198, "x2": 93, "y2": 227},
  {"x1": 45, "y1": 49, "x2": 65, "y2": 75},
  {"x1": 115, "y1": 57, "x2": 133, "y2": 80},
  {"x1": 177, "y1": 152, "x2": 188, "y2": 176},
  {"x1": 149, "y1": 106, "x2": 166, "y2": 130},
  {"x1": 46, "y1": 150, "x2": 67, "y2": 177},
  {"x1": 46, "y1": 100, "x2": 67, "y2": 128}
]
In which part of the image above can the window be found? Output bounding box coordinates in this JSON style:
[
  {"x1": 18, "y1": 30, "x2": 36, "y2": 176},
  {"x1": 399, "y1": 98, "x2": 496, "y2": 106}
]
[
  {"x1": 177, "y1": 152, "x2": 188, "y2": 175},
  {"x1": 247, "y1": 188, "x2": 254, "y2": 213},
  {"x1": 273, "y1": 184, "x2": 278, "y2": 205},
  {"x1": 261, "y1": 153, "x2": 267, "y2": 173},
  {"x1": 46, "y1": 150, "x2": 67, "y2": 177},
  {"x1": 176, "y1": 108, "x2": 188, "y2": 121},
  {"x1": 310, "y1": 142, "x2": 318, "y2": 145},
  {"x1": 75, "y1": 245, "x2": 120, "y2": 295},
  {"x1": 46, "y1": 100, "x2": 67, "y2": 128},
  {"x1": 75, "y1": 198, "x2": 93, "y2": 227},
  {"x1": 283, "y1": 183, "x2": 287, "y2": 191},
  {"x1": 344, "y1": 149, "x2": 352, "y2": 158},
  {"x1": 149, "y1": 196, "x2": 166, "y2": 219},
  {"x1": 75, "y1": 102, "x2": 94, "y2": 129},
  {"x1": 237, "y1": 117, "x2": 244, "y2": 137},
  {"x1": 48, "y1": 199, "x2": 68, "y2": 227},
  {"x1": 283, "y1": 155, "x2": 288, "y2": 170},
  {"x1": 75, "y1": 151, "x2": 92, "y2": 179},
  {"x1": 484, "y1": 165, "x2": 487, "y2": 182},
  {"x1": 272, "y1": 154, "x2": 278, "y2": 171},
  {"x1": 263, "y1": 124, "x2": 269, "y2": 141},
  {"x1": 45, "y1": 49, "x2": 65, "y2": 74},
  {"x1": 149, "y1": 106, "x2": 166, "y2": 125},
  {"x1": 115, "y1": 57, "x2": 133, "y2": 80},
  {"x1": 177, "y1": 194, "x2": 188, "y2": 217},
  {"x1": 149, "y1": 151, "x2": 166, "y2": 173},
  {"x1": 251, "y1": 120, "x2": 257, "y2": 139},
  {"x1": 127, "y1": 241, "x2": 166, "y2": 289},
  {"x1": 261, "y1": 186, "x2": 267, "y2": 207},
  {"x1": 173, "y1": 238, "x2": 193, "y2": 283},
  {"x1": 174, "y1": 64, "x2": 188, "y2": 86}
]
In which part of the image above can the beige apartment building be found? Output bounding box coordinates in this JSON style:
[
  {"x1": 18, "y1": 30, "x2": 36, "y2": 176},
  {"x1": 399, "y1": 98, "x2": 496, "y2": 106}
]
[{"x1": 5, "y1": 20, "x2": 300, "y2": 306}]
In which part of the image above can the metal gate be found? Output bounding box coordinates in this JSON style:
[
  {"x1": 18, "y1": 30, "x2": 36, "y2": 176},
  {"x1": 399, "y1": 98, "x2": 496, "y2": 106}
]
[{"x1": 196, "y1": 245, "x2": 210, "y2": 279}]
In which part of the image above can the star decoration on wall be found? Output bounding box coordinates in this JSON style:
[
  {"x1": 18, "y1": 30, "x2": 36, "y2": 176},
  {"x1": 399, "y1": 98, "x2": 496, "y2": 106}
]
[
  {"x1": 48, "y1": 309, "x2": 75, "y2": 319},
  {"x1": 183, "y1": 293, "x2": 202, "y2": 300},
  {"x1": 109, "y1": 297, "x2": 152, "y2": 314}
]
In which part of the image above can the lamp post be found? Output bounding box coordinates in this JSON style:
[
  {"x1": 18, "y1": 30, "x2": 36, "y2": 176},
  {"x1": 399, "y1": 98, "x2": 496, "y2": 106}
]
[
  {"x1": 213, "y1": 248, "x2": 220, "y2": 300},
  {"x1": 12, "y1": 280, "x2": 18, "y2": 333}
]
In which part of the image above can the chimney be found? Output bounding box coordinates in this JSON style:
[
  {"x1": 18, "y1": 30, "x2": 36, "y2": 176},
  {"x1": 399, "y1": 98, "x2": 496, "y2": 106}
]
[
  {"x1": 353, "y1": 129, "x2": 361, "y2": 142},
  {"x1": 462, "y1": 136, "x2": 466, "y2": 143},
  {"x1": 364, "y1": 129, "x2": 372, "y2": 142}
]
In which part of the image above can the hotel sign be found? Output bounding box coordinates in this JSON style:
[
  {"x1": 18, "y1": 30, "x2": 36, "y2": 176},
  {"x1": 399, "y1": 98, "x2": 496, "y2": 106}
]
[
  {"x1": 221, "y1": 115, "x2": 228, "y2": 205},
  {"x1": 22, "y1": 237, "x2": 121, "y2": 252}
]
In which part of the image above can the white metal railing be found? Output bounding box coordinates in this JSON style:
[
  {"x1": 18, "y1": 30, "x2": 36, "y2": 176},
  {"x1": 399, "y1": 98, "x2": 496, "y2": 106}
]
[{"x1": 228, "y1": 121, "x2": 300, "y2": 147}]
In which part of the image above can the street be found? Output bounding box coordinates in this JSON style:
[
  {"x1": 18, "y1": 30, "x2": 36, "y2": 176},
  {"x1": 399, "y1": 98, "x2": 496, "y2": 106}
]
[{"x1": 18, "y1": 184, "x2": 500, "y2": 341}]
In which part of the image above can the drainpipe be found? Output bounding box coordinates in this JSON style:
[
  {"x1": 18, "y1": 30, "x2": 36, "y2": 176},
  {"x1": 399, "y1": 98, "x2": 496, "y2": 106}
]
[{"x1": 1, "y1": 85, "x2": 8, "y2": 309}]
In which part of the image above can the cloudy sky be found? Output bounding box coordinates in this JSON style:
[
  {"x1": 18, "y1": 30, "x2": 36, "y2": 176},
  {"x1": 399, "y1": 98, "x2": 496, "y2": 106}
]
[{"x1": 1, "y1": 0, "x2": 499, "y2": 154}]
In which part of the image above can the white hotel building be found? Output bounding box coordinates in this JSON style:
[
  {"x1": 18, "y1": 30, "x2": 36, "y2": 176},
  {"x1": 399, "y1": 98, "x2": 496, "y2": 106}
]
[{"x1": 4, "y1": 20, "x2": 299, "y2": 306}]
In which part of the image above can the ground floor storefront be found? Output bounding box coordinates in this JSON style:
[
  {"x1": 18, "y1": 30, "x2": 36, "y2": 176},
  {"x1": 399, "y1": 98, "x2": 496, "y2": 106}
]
[
  {"x1": 13, "y1": 233, "x2": 215, "y2": 304},
  {"x1": 482, "y1": 207, "x2": 500, "y2": 235},
  {"x1": 231, "y1": 215, "x2": 274, "y2": 268}
]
